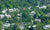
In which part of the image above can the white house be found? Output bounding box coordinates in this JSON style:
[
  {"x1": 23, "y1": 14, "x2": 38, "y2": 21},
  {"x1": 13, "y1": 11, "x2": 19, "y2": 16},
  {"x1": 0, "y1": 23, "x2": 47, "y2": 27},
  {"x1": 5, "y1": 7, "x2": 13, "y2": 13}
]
[
  {"x1": 46, "y1": 13, "x2": 50, "y2": 17},
  {"x1": 48, "y1": 13, "x2": 50, "y2": 15},
  {"x1": 5, "y1": 14, "x2": 11, "y2": 18},
  {"x1": 2, "y1": 8, "x2": 19, "y2": 13},
  {"x1": 17, "y1": 13, "x2": 22, "y2": 20},
  {"x1": 32, "y1": 25, "x2": 36, "y2": 30},
  {"x1": 9, "y1": 8, "x2": 19, "y2": 12},
  {"x1": 39, "y1": 5, "x2": 47, "y2": 9},
  {"x1": 36, "y1": 5, "x2": 39, "y2": 7},
  {"x1": 32, "y1": 25, "x2": 36, "y2": 28},
  {"x1": 14, "y1": 8, "x2": 19, "y2": 11},
  {"x1": 36, "y1": 5, "x2": 47, "y2": 9},
  {"x1": 0, "y1": 14, "x2": 5, "y2": 19},
  {"x1": 11, "y1": 23, "x2": 15, "y2": 25},
  {"x1": 3, "y1": 21, "x2": 10, "y2": 28},
  {"x1": 30, "y1": 11, "x2": 36, "y2": 17},
  {"x1": 17, "y1": 14, "x2": 21, "y2": 16},
  {"x1": 2, "y1": 26, "x2": 4, "y2": 30},
  {"x1": 9, "y1": 9, "x2": 14, "y2": 12},
  {"x1": 43, "y1": 25, "x2": 50, "y2": 29},
  {"x1": 28, "y1": 26, "x2": 31, "y2": 28},
  {"x1": 28, "y1": 6, "x2": 32, "y2": 9},
  {"x1": 35, "y1": 19, "x2": 41, "y2": 22},
  {"x1": 2, "y1": 9, "x2": 7, "y2": 13},
  {"x1": 48, "y1": 4, "x2": 50, "y2": 5},
  {"x1": 19, "y1": 23, "x2": 25, "y2": 29},
  {"x1": 30, "y1": 11, "x2": 36, "y2": 15}
]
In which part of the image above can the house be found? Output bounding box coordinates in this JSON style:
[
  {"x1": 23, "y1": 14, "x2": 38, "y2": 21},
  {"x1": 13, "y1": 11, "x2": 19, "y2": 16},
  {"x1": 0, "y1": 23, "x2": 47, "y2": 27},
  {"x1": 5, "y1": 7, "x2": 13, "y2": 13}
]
[
  {"x1": 48, "y1": 4, "x2": 50, "y2": 5},
  {"x1": 19, "y1": 23, "x2": 25, "y2": 29},
  {"x1": 32, "y1": 25, "x2": 36, "y2": 28},
  {"x1": 43, "y1": 25, "x2": 50, "y2": 29},
  {"x1": 2, "y1": 9, "x2": 7, "y2": 13},
  {"x1": 11, "y1": 23, "x2": 15, "y2": 25},
  {"x1": 2, "y1": 26, "x2": 4, "y2": 30},
  {"x1": 11, "y1": 23, "x2": 15, "y2": 30},
  {"x1": 46, "y1": 13, "x2": 50, "y2": 17},
  {"x1": 31, "y1": 20, "x2": 34, "y2": 24},
  {"x1": 28, "y1": 26, "x2": 31, "y2": 28},
  {"x1": 28, "y1": 22, "x2": 31, "y2": 25},
  {"x1": 36, "y1": 5, "x2": 47, "y2": 9},
  {"x1": 9, "y1": 9, "x2": 14, "y2": 12},
  {"x1": 39, "y1": 5, "x2": 47, "y2": 9},
  {"x1": 2, "y1": 8, "x2": 19, "y2": 13},
  {"x1": 23, "y1": 7, "x2": 26, "y2": 10},
  {"x1": 14, "y1": 8, "x2": 19, "y2": 11},
  {"x1": 28, "y1": 26, "x2": 32, "y2": 30},
  {"x1": 30, "y1": 11, "x2": 36, "y2": 17},
  {"x1": 35, "y1": 19, "x2": 41, "y2": 22},
  {"x1": 32, "y1": 25, "x2": 36, "y2": 30},
  {"x1": 28, "y1": 25, "x2": 36, "y2": 30},
  {"x1": 17, "y1": 14, "x2": 21, "y2": 16},
  {"x1": 48, "y1": 13, "x2": 50, "y2": 15},
  {"x1": 36, "y1": 5, "x2": 39, "y2": 7},
  {"x1": 28, "y1": 6, "x2": 32, "y2": 9},
  {"x1": 17, "y1": 13, "x2": 22, "y2": 20},
  {"x1": 24, "y1": 23, "x2": 28, "y2": 25},
  {"x1": 0, "y1": 14, "x2": 5, "y2": 19},
  {"x1": 3, "y1": 21, "x2": 10, "y2": 28},
  {"x1": 5, "y1": 14, "x2": 11, "y2": 18},
  {"x1": 9, "y1": 8, "x2": 19, "y2": 12}
]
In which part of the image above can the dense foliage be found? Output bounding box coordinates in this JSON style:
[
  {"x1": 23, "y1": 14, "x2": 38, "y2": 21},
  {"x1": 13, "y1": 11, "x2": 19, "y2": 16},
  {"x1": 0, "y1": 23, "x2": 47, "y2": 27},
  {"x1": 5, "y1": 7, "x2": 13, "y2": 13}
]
[{"x1": 0, "y1": 0, "x2": 50, "y2": 30}]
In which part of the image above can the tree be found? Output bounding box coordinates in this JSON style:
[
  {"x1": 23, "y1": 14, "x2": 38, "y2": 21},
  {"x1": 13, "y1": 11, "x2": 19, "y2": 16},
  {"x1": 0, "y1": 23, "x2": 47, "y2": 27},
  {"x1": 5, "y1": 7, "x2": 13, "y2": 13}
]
[
  {"x1": 36, "y1": 23, "x2": 45, "y2": 30},
  {"x1": 0, "y1": 21, "x2": 3, "y2": 30}
]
